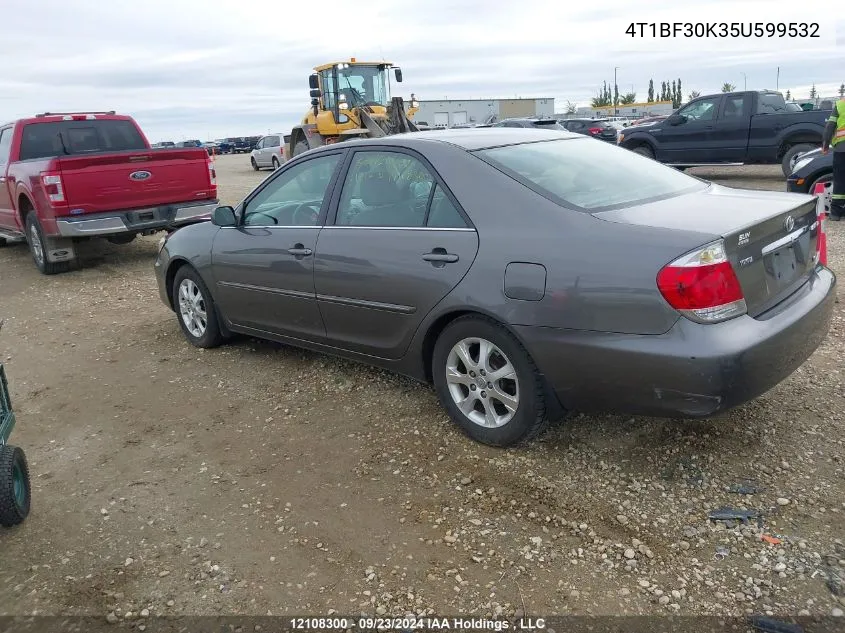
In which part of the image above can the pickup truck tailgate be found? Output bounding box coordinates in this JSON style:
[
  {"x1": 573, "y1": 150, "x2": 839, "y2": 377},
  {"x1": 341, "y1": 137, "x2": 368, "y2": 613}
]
[{"x1": 56, "y1": 149, "x2": 214, "y2": 215}]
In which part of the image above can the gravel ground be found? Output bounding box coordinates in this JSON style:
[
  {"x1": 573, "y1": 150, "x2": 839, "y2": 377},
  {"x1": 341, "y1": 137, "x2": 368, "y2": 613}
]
[{"x1": 0, "y1": 155, "x2": 843, "y2": 622}]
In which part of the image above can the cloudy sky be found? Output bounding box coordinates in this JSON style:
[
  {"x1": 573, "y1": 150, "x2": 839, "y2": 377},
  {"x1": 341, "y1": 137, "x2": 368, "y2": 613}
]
[{"x1": 1, "y1": 0, "x2": 842, "y2": 142}]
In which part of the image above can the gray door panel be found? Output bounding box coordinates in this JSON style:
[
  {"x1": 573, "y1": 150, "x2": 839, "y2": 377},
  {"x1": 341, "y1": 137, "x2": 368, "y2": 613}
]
[
  {"x1": 212, "y1": 227, "x2": 324, "y2": 339},
  {"x1": 313, "y1": 227, "x2": 479, "y2": 358}
]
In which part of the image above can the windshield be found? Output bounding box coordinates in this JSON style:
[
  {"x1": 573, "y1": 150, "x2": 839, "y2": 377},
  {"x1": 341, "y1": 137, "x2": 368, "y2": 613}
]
[
  {"x1": 477, "y1": 138, "x2": 706, "y2": 211},
  {"x1": 336, "y1": 65, "x2": 389, "y2": 107}
]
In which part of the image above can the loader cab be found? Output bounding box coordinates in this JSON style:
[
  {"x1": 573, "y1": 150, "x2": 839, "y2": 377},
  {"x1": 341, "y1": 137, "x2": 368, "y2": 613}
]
[{"x1": 312, "y1": 61, "x2": 402, "y2": 113}]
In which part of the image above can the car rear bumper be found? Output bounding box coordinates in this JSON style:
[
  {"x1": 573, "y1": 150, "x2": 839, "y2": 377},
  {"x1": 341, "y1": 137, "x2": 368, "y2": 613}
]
[
  {"x1": 517, "y1": 266, "x2": 836, "y2": 418},
  {"x1": 54, "y1": 200, "x2": 218, "y2": 237}
]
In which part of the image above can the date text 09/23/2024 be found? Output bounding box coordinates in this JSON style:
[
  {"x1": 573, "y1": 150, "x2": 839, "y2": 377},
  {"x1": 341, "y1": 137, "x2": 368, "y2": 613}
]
[
  {"x1": 625, "y1": 22, "x2": 820, "y2": 38},
  {"x1": 289, "y1": 616, "x2": 546, "y2": 630}
]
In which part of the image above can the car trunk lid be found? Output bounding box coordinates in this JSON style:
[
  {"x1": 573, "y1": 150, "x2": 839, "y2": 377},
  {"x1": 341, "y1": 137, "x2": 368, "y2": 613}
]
[
  {"x1": 57, "y1": 149, "x2": 214, "y2": 216},
  {"x1": 595, "y1": 184, "x2": 821, "y2": 317}
]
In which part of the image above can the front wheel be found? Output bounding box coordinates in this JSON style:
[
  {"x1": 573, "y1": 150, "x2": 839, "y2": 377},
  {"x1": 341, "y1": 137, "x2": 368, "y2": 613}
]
[
  {"x1": 251, "y1": 157, "x2": 259, "y2": 171},
  {"x1": 171, "y1": 266, "x2": 224, "y2": 348},
  {"x1": 432, "y1": 316, "x2": 549, "y2": 447},
  {"x1": 808, "y1": 174, "x2": 832, "y2": 194},
  {"x1": 0, "y1": 445, "x2": 31, "y2": 528},
  {"x1": 272, "y1": 156, "x2": 280, "y2": 170},
  {"x1": 631, "y1": 144, "x2": 654, "y2": 159}
]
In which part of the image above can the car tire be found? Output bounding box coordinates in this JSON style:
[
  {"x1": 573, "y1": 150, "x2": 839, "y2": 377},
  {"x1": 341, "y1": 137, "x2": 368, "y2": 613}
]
[
  {"x1": 272, "y1": 156, "x2": 280, "y2": 170},
  {"x1": 0, "y1": 445, "x2": 31, "y2": 528},
  {"x1": 251, "y1": 157, "x2": 259, "y2": 171},
  {"x1": 808, "y1": 173, "x2": 832, "y2": 194},
  {"x1": 171, "y1": 265, "x2": 224, "y2": 349},
  {"x1": 632, "y1": 145, "x2": 655, "y2": 159},
  {"x1": 293, "y1": 140, "x2": 310, "y2": 157},
  {"x1": 25, "y1": 212, "x2": 69, "y2": 275},
  {"x1": 432, "y1": 316, "x2": 548, "y2": 447},
  {"x1": 781, "y1": 144, "x2": 817, "y2": 178}
]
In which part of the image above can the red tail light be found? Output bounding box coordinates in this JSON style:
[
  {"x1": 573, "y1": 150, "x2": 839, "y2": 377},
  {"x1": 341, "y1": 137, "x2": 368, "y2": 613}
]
[
  {"x1": 40, "y1": 172, "x2": 66, "y2": 205},
  {"x1": 657, "y1": 240, "x2": 747, "y2": 323},
  {"x1": 207, "y1": 159, "x2": 217, "y2": 187},
  {"x1": 588, "y1": 127, "x2": 602, "y2": 134}
]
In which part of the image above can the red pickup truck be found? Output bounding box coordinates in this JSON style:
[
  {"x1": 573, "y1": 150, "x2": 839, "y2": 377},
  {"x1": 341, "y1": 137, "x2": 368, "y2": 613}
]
[{"x1": 0, "y1": 111, "x2": 218, "y2": 274}]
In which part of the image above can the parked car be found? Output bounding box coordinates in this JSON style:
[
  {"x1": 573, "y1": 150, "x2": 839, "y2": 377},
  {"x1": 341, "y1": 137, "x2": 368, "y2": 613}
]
[
  {"x1": 629, "y1": 115, "x2": 669, "y2": 127},
  {"x1": 213, "y1": 140, "x2": 233, "y2": 154},
  {"x1": 493, "y1": 118, "x2": 566, "y2": 131},
  {"x1": 786, "y1": 147, "x2": 833, "y2": 194},
  {"x1": 227, "y1": 138, "x2": 255, "y2": 154},
  {"x1": 177, "y1": 139, "x2": 203, "y2": 148},
  {"x1": 152, "y1": 141, "x2": 176, "y2": 149},
  {"x1": 0, "y1": 111, "x2": 218, "y2": 274},
  {"x1": 250, "y1": 134, "x2": 286, "y2": 170},
  {"x1": 202, "y1": 142, "x2": 219, "y2": 156},
  {"x1": 557, "y1": 118, "x2": 619, "y2": 143},
  {"x1": 617, "y1": 90, "x2": 831, "y2": 176},
  {"x1": 154, "y1": 128, "x2": 835, "y2": 448}
]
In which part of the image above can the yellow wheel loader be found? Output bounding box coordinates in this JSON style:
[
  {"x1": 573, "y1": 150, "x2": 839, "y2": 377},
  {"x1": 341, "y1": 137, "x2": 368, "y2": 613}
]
[{"x1": 287, "y1": 59, "x2": 421, "y2": 158}]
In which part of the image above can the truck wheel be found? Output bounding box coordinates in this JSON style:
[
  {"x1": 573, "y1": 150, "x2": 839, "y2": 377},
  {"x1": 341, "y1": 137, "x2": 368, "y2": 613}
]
[
  {"x1": 809, "y1": 174, "x2": 832, "y2": 194},
  {"x1": 25, "y1": 213, "x2": 70, "y2": 275},
  {"x1": 632, "y1": 145, "x2": 654, "y2": 159},
  {"x1": 781, "y1": 144, "x2": 817, "y2": 178},
  {"x1": 251, "y1": 157, "x2": 259, "y2": 171},
  {"x1": 172, "y1": 265, "x2": 224, "y2": 349},
  {"x1": 293, "y1": 140, "x2": 310, "y2": 157},
  {"x1": 0, "y1": 445, "x2": 31, "y2": 528}
]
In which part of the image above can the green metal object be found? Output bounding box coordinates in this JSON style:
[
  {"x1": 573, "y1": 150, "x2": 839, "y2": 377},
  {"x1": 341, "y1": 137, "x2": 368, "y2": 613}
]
[{"x1": 0, "y1": 364, "x2": 15, "y2": 446}]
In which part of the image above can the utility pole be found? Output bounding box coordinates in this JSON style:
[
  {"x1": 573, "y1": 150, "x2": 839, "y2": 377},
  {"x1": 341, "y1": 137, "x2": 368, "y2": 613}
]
[
  {"x1": 776, "y1": 66, "x2": 779, "y2": 91},
  {"x1": 614, "y1": 66, "x2": 619, "y2": 116},
  {"x1": 741, "y1": 72, "x2": 747, "y2": 91}
]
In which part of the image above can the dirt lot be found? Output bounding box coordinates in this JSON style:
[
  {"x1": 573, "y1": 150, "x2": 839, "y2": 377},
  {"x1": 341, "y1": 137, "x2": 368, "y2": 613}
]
[{"x1": 0, "y1": 155, "x2": 843, "y2": 622}]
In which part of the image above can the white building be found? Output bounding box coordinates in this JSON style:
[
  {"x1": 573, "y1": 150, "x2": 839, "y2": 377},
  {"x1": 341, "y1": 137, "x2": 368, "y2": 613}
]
[
  {"x1": 415, "y1": 98, "x2": 555, "y2": 128},
  {"x1": 571, "y1": 100, "x2": 675, "y2": 119}
]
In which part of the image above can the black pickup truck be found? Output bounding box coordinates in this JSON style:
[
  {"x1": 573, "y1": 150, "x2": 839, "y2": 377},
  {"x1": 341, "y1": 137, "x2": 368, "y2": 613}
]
[{"x1": 617, "y1": 90, "x2": 831, "y2": 176}]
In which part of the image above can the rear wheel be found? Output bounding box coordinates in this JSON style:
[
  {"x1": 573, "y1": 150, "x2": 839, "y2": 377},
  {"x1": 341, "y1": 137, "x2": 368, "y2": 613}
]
[
  {"x1": 432, "y1": 316, "x2": 549, "y2": 447},
  {"x1": 0, "y1": 445, "x2": 31, "y2": 528},
  {"x1": 26, "y1": 212, "x2": 69, "y2": 275},
  {"x1": 172, "y1": 265, "x2": 224, "y2": 348},
  {"x1": 781, "y1": 143, "x2": 817, "y2": 177},
  {"x1": 632, "y1": 144, "x2": 654, "y2": 159}
]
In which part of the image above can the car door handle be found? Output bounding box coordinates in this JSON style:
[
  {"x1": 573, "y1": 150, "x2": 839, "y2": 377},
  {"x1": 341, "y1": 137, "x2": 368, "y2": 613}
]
[
  {"x1": 423, "y1": 249, "x2": 459, "y2": 263},
  {"x1": 287, "y1": 245, "x2": 312, "y2": 256}
]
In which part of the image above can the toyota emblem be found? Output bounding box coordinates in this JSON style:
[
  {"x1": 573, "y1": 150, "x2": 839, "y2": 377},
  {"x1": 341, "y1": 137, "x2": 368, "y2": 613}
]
[{"x1": 784, "y1": 215, "x2": 795, "y2": 232}]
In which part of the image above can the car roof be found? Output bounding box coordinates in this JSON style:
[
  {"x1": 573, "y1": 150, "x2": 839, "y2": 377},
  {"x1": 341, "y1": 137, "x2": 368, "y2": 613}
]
[{"x1": 304, "y1": 128, "x2": 581, "y2": 153}]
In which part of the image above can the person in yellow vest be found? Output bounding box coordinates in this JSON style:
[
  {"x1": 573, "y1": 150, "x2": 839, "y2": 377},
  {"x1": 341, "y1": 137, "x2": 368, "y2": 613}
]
[{"x1": 821, "y1": 98, "x2": 845, "y2": 221}]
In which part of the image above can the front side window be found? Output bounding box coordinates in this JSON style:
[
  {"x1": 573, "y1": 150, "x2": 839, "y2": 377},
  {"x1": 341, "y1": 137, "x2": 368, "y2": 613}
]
[
  {"x1": 478, "y1": 138, "x2": 705, "y2": 211},
  {"x1": 320, "y1": 70, "x2": 337, "y2": 111},
  {"x1": 243, "y1": 154, "x2": 341, "y2": 227},
  {"x1": 336, "y1": 151, "x2": 435, "y2": 227},
  {"x1": 678, "y1": 97, "x2": 720, "y2": 122}
]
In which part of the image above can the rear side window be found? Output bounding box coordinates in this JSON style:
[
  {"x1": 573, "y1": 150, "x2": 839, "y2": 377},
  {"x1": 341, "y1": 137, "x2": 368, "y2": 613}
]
[
  {"x1": 477, "y1": 138, "x2": 705, "y2": 211},
  {"x1": 19, "y1": 120, "x2": 146, "y2": 160},
  {"x1": 0, "y1": 128, "x2": 12, "y2": 166}
]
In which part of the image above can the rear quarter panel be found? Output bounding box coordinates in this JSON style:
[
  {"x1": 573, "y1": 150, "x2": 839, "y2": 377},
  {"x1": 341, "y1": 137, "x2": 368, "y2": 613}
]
[
  {"x1": 406, "y1": 140, "x2": 715, "y2": 336},
  {"x1": 747, "y1": 112, "x2": 827, "y2": 162}
]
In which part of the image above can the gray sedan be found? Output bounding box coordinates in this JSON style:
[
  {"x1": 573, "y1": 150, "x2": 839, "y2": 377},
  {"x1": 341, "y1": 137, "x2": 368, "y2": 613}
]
[{"x1": 154, "y1": 129, "x2": 836, "y2": 447}]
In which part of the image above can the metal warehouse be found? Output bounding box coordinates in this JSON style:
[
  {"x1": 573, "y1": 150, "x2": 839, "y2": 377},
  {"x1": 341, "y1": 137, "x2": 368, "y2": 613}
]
[
  {"x1": 573, "y1": 100, "x2": 675, "y2": 119},
  {"x1": 415, "y1": 98, "x2": 555, "y2": 128}
]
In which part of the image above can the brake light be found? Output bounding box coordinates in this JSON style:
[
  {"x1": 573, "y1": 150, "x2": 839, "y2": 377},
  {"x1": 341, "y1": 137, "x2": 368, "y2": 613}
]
[
  {"x1": 40, "y1": 173, "x2": 65, "y2": 204},
  {"x1": 208, "y1": 159, "x2": 217, "y2": 186},
  {"x1": 588, "y1": 127, "x2": 602, "y2": 134},
  {"x1": 656, "y1": 240, "x2": 747, "y2": 323}
]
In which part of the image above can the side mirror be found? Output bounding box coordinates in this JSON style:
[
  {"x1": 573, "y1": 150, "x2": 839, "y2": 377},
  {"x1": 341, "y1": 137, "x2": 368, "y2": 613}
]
[
  {"x1": 666, "y1": 114, "x2": 685, "y2": 126},
  {"x1": 212, "y1": 206, "x2": 237, "y2": 227},
  {"x1": 309, "y1": 88, "x2": 321, "y2": 99},
  {"x1": 308, "y1": 74, "x2": 319, "y2": 90},
  {"x1": 394, "y1": 67, "x2": 403, "y2": 83}
]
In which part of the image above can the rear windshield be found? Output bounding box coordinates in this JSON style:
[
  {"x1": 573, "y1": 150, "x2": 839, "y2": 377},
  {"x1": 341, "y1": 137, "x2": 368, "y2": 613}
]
[
  {"x1": 477, "y1": 138, "x2": 705, "y2": 211},
  {"x1": 19, "y1": 120, "x2": 146, "y2": 160}
]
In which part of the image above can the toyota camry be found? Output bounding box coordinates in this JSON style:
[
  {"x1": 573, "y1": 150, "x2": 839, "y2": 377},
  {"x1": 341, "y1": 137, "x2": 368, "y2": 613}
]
[{"x1": 154, "y1": 128, "x2": 836, "y2": 447}]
